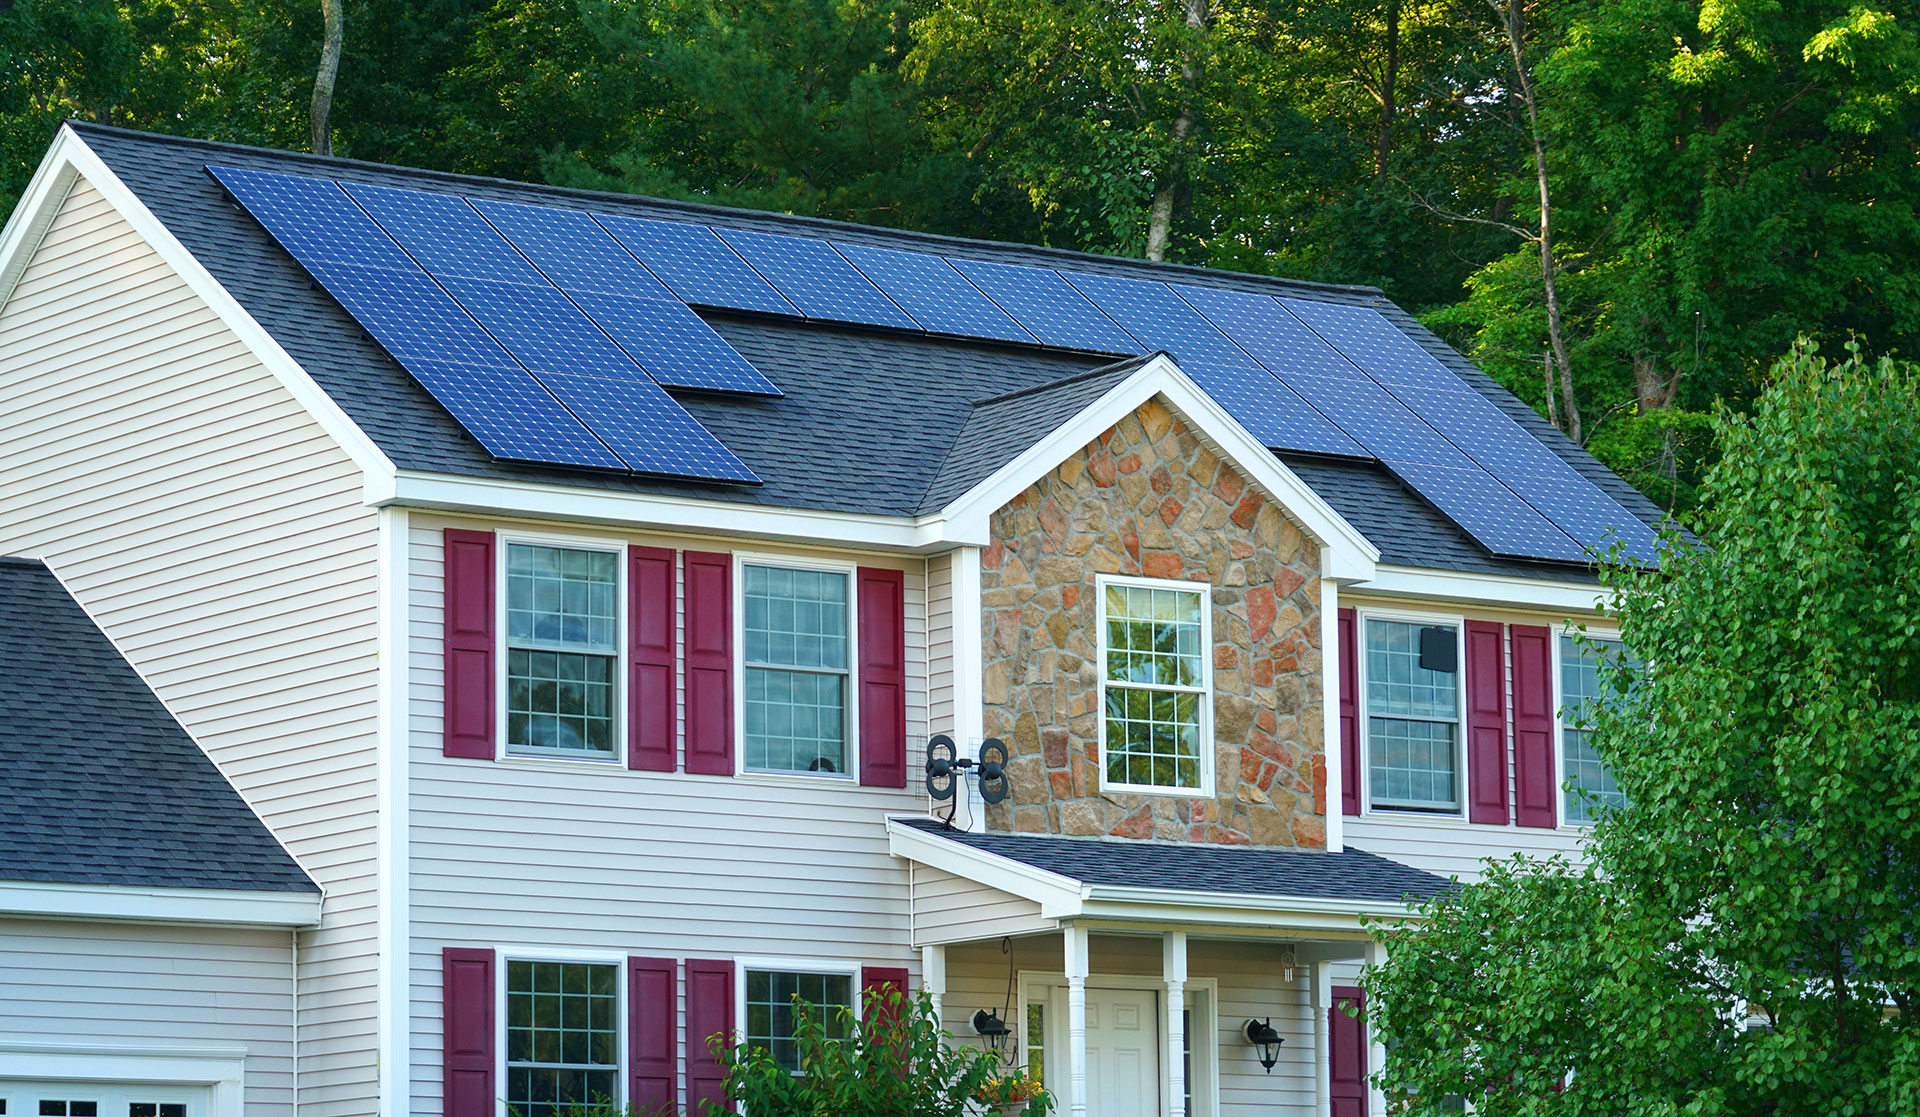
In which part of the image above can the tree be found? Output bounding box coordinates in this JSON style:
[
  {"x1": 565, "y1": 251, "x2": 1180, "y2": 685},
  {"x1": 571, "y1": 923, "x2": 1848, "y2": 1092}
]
[
  {"x1": 1365, "y1": 339, "x2": 1920, "y2": 1114},
  {"x1": 310, "y1": 0, "x2": 344, "y2": 154}
]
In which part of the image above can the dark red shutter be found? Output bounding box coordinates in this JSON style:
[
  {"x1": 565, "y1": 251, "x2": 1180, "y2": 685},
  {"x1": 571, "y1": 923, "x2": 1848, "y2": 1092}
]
[
  {"x1": 861, "y1": 965, "x2": 910, "y2": 1024},
  {"x1": 444, "y1": 530, "x2": 495, "y2": 759},
  {"x1": 686, "y1": 959, "x2": 735, "y2": 1112},
  {"x1": 628, "y1": 957, "x2": 677, "y2": 1110},
  {"x1": 1338, "y1": 607, "x2": 1361, "y2": 815},
  {"x1": 857, "y1": 568, "x2": 908, "y2": 788},
  {"x1": 1511, "y1": 624, "x2": 1557, "y2": 828},
  {"x1": 1329, "y1": 985, "x2": 1367, "y2": 1117},
  {"x1": 1465, "y1": 620, "x2": 1510, "y2": 825},
  {"x1": 629, "y1": 547, "x2": 677, "y2": 772},
  {"x1": 684, "y1": 552, "x2": 734, "y2": 776},
  {"x1": 443, "y1": 947, "x2": 494, "y2": 1117}
]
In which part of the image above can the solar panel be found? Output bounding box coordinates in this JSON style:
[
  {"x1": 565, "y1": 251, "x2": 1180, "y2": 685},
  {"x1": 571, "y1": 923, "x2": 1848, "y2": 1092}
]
[
  {"x1": 1280, "y1": 372, "x2": 1480, "y2": 470},
  {"x1": 1179, "y1": 363, "x2": 1367, "y2": 458},
  {"x1": 1505, "y1": 467, "x2": 1663, "y2": 563},
  {"x1": 1278, "y1": 299, "x2": 1470, "y2": 393},
  {"x1": 1062, "y1": 272, "x2": 1252, "y2": 366},
  {"x1": 595, "y1": 214, "x2": 797, "y2": 315},
  {"x1": 568, "y1": 290, "x2": 781, "y2": 395},
  {"x1": 832, "y1": 242, "x2": 1035, "y2": 342},
  {"x1": 341, "y1": 182, "x2": 546, "y2": 284},
  {"x1": 303, "y1": 262, "x2": 520, "y2": 369},
  {"x1": 946, "y1": 258, "x2": 1142, "y2": 353},
  {"x1": 403, "y1": 359, "x2": 625, "y2": 469},
  {"x1": 436, "y1": 276, "x2": 648, "y2": 380},
  {"x1": 471, "y1": 198, "x2": 676, "y2": 300},
  {"x1": 1386, "y1": 460, "x2": 1592, "y2": 563},
  {"x1": 714, "y1": 228, "x2": 918, "y2": 329},
  {"x1": 535, "y1": 370, "x2": 758, "y2": 482},
  {"x1": 1378, "y1": 384, "x2": 1575, "y2": 479},
  {"x1": 209, "y1": 166, "x2": 415, "y2": 271},
  {"x1": 1174, "y1": 285, "x2": 1369, "y2": 381}
]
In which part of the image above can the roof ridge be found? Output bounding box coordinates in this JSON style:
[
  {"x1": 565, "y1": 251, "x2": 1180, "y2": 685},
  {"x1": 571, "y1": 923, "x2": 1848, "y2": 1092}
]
[{"x1": 69, "y1": 121, "x2": 1389, "y2": 301}]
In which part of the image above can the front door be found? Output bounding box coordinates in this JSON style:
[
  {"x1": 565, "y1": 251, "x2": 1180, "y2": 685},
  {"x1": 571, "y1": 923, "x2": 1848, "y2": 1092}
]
[{"x1": 1048, "y1": 986, "x2": 1163, "y2": 1117}]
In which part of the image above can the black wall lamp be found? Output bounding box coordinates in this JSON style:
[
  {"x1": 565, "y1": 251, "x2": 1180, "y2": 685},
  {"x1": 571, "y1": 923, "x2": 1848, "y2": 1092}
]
[
  {"x1": 1244, "y1": 1018, "x2": 1284, "y2": 1072},
  {"x1": 972, "y1": 1008, "x2": 1011, "y2": 1051}
]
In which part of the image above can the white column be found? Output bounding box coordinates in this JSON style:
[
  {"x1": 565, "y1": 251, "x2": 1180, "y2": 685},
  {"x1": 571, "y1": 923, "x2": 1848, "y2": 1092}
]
[
  {"x1": 1164, "y1": 931, "x2": 1189, "y2": 1117},
  {"x1": 1065, "y1": 925, "x2": 1090, "y2": 1117},
  {"x1": 1314, "y1": 962, "x2": 1332, "y2": 1117},
  {"x1": 1366, "y1": 940, "x2": 1388, "y2": 1117},
  {"x1": 1321, "y1": 576, "x2": 1344, "y2": 852},
  {"x1": 922, "y1": 944, "x2": 947, "y2": 1029}
]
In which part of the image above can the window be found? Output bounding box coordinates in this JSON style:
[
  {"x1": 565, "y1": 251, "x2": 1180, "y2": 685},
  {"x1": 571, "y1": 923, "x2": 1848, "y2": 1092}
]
[
  {"x1": 743, "y1": 968, "x2": 855, "y2": 1072},
  {"x1": 1100, "y1": 578, "x2": 1211, "y2": 792},
  {"x1": 1366, "y1": 618, "x2": 1463, "y2": 812},
  {"x1": 506, "y1": 543, "x2": 619, "y2": 758},
  {"x1": 506, "y1": 959, "x2": 620, "y2": 1117},
  {"x1": 39, "y1": 1106, "x2": 95, "y2": 1117},
  {"x1": 128, "y1": 1107, "x2": 185, "y2": 1117},
  {"x1": 1025, "y1": 1002, "x2": 1045, "y2": 1086},
  {"x1": 742, "y1": 563, "x2": 852, "y2": 775},
  {"x1": 1561, "y1": 635, "x2": 1630, "y2": 823}
]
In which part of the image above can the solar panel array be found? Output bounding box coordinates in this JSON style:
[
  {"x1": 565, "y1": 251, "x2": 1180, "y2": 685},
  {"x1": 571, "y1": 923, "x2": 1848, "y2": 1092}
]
[{"x1": 210, "y1": 162, "x2": 1659, "y2": 563}]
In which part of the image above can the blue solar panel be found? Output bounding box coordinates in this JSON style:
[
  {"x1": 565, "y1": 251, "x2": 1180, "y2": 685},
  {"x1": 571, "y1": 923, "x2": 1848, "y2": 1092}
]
[
  {"x1": 1278, "y1": 299, "x2": 1468, "y2": 393},
  {"x1": 565, "y1": 290, "x2": 780, "y2": 396},
  {"x1": 209, "y1": 166, "x2": 415, "y2": 271},
  {"x1": 1280, "y1": 372, "x2": 1479, "y2": 470},
  {"x1": 1505, "y1": 467, "x2": 1663, "y2": 563},
  {"x1": 1174, "y1": 285, "x2": 1369, "y2": 381},
  {"x1": 832, "y1": 242, "x2": 1035, "y2": 342},
  {"x1": 1062, "y1": 272, "x2": 1253, "y2": 367},
  {"x1": 715, "y1": 228, "x2": 918, "y2": 329},
  {"x1": 1386, "y1": 461, "x2": 1592, "y2": 563},
  {"x1": 402, "y1": 359, "x2": 625, "y2": 469},
  {"x1": 471, "y1": 199, "x2": 677, "y2": 300},
  {"x1": 1179, "y1": 364, "x2": 1367, "y2": 458},
  {"x1": 304, "y1": 263, "x2": 519, "y2": 369},
  {"x1": 1379, "y1": 384, "x2": 1573, "y2": 479},
  {"x1": 946, "y1": 259, "x2": 1141, "y2": 353},
  {"x1": 535, "y1": 371, "x2": 758, "y2": 482},
  {"x1": 342, "y1": 183, "x2": 545, "y2": 284},
  {"x1": 595, "y1": 214, "x2": 797, "y2": 315},
  {"x1": 437, "y1": 276, "x2": 649, "y2": 381}
]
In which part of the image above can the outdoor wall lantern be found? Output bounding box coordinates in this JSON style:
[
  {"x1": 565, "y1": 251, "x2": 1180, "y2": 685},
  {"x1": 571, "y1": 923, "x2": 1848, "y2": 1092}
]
[
  {"x1": 1244, "y1": 1018, "x2": 1285, "y2": 1072},
  {"x1": 972, "y1": 1009, "x2": 1012, "y2": 1051}
]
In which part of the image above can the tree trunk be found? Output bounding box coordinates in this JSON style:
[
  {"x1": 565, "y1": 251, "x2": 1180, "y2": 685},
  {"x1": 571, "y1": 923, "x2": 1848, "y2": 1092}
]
[
  {"x1": 310, "y1": 0, "x2": 345, "y2": 156},
  {"x1": 1543, "y1": 351, "x2": 1559, "y2": 430},
  {"x1": 1495, "y1": 0, "x2": 1580, "y2": 442},
  {"x1": 1632, "y1": 353, "x2": 1675, "y2": 411},
  {"x1": 1374, "y1": 0, "x2": 1399, "y2": 177},
  {"x1": 1146, "y1": 0, "x2": 1210, "y2": 262}
]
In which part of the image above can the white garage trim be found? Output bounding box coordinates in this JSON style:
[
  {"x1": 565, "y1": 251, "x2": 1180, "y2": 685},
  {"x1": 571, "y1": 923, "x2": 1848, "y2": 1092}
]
[{"x1": 0, "y1": 1040, "x2": 245, "y2": 1116}]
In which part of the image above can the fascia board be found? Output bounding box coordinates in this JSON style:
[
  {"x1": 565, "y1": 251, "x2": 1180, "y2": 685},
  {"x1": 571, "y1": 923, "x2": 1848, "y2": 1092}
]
[
  {"x1": 0, "y1": 140, "x2": 79, "y2": 312},
  {"x1": 885, "y1": 817, "x2": 1088, "y2": 915},
  {"x1": 1082, "y1": 883, "x2": 1422, "y2": 924},
  {"x1": 49, "y1": 127, "x2": 396, "y2": 484},
  {"x1": 0, "y1": 879, "x2": 323, "y2": 927},
  {"x1": 1354, "y1": 564, "x2": 1615, "y2": 614}
]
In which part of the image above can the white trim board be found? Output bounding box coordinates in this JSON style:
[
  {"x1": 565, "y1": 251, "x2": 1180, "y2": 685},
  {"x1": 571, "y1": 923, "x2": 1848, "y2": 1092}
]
[
  {"x1": 0, "y1": 879, "x2": 321, "y2": 927},
  {"x1": 0, "y1": 1040, "x2": 245, "y2": 1117}
]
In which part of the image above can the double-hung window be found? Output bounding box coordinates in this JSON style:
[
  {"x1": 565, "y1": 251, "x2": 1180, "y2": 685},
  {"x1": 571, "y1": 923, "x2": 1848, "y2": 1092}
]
[
  {"x1": 742, "y1": 967, "x2": 856, "y2": 1072},
  {"x1": 1561, "y1": 635, "x2": 1629, "y2": 823},
  {"x1": 505, "y1": 959, "x2": 621, "y2": 1117},
  {"x1": 505, "y1": 542, "x2": 619, "y2": 759},
  {"x1": 1100, "y1": 577, "x2": 1212, "y2": 794},
  {"x1": 741, "y1": 562, "x2": 854, "y2": 776},
  {"x1": 1365, "y1": 618, "x2": 1463, "y2": 813}
]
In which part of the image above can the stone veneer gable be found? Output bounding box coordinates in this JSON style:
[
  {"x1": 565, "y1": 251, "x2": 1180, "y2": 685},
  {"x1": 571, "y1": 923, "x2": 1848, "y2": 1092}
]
[{"x1": 980, "y1": 395, "x2": 1327, "y2": 848}]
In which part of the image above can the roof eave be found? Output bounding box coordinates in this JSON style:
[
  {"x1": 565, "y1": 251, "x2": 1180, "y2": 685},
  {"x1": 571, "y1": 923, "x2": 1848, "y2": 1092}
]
[{"x1": 0, "y1": 878, "x2": 323, "y2": 928}]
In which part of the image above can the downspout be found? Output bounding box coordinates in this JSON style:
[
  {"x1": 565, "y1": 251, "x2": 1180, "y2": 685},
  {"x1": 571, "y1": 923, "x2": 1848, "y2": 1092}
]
[{"x1": 291, "y1": 928, "x2": 300, "y2": 1116}]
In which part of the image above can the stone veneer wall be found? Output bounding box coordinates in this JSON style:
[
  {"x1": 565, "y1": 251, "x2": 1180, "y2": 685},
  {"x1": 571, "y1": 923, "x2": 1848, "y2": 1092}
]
[{"x1": 979, "y1": 395, "x2": 1327, "y2": 848}]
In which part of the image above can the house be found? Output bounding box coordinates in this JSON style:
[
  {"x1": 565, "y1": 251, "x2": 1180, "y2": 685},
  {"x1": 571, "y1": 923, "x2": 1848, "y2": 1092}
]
[{"x1": 0, "y1": 121, "x2": 1657, "y2": 1117}]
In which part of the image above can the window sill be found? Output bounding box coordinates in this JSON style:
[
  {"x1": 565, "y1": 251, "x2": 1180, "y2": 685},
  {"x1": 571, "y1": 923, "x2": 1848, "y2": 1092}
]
[
  {"x1": 497, "y1": 749, "x2": 621, "y2": 766},
  {"x1": 1100, "y1": 782, "x2": 1213, "y2": 800}
]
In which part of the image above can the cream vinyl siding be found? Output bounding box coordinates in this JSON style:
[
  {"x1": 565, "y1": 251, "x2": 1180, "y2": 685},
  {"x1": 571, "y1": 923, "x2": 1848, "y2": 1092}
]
[
  {"x1": 0, "y1": 178, "x2": 381, "y2": 1114},
  {"x1": 0, "y1": 919, "x2": 296, "y2": 1115},
  {"x1": 406, "y1": 514, "x2": 932, "y2": 1113},
  {"x1": 908, "y1": 866, "x2": 1052, "y2": 945}
]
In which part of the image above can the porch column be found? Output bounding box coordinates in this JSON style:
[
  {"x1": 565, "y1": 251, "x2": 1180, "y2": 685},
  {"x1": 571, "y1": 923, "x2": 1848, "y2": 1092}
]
[
  {"x1": 922, "y1": 944, "x2": 946, "y2": 1025},
  {"x1": 1313, "y1": 962, "x2": 1331, "y2": 1117},
  {"x1": 1065, "y1": 924, "x2": 1090, "y2": 1117},
  {"x1": 1366, "y1": 939, "x2": 1388, "y2": 1117},
  {"x1": 1164, "y1": 931, "x2": 1188, "y2": 1117}
]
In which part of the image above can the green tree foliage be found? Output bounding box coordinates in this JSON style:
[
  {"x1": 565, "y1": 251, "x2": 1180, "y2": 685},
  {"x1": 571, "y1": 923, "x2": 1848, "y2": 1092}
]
[
  {"x1": 712, "y1": 988, "x2": 1053, "y2": 1116},
  {"x1": 1365, "y1": 340, "x2": 1920, "y2": 1114}
]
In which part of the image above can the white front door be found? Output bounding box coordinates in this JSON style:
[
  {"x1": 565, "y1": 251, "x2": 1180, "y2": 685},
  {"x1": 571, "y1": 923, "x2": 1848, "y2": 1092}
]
[{"x1": 1049, "y1": 986, "x2": 1163, "y2": 1117}]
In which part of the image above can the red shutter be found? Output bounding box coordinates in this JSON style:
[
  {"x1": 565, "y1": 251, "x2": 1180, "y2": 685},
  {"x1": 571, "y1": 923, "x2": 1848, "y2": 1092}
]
[
  {"x1": 686, "y1": 959, "x2": 735, "y2": 1112},
  {"x1": 1329, "y1": 985, "x2": 1367, "y2": 1117},
  {"x1": 684, "y1": 552, "x2": 734, "y2": 776},
  {"x1": 628, "y1": 956, "x2": 677, "y2": 1110},
  {"x1": 629, "y1": 547, "x2": 677, "y2": 772},
  {"x1": 861, "y1": 965, "x2": 910, "y2": 1024},
  {"x1": 1338, "y1": 607, "x2": 1361, "y2": 816},
  {"x1": 1511, "y1": 624, "x2": 1557, "y2": 828},
  {"x1": 443, "y1": 947, "x2": 495, "y2": 1117},
  {"x1": 857, "y1": 568, "x2": 908, "y2": 788},
  {"x1": 444, "y1": 530, "x2": 496, "y2": 760},
  {"x1": 1465, "y1": 620, "x2": 1510, "y2": 825}
]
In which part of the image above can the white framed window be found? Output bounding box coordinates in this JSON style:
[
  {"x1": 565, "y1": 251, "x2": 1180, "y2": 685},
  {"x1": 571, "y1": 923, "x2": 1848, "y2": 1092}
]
[
  {"x1": 499, "y1": 534, "x2": 626, "y2": 762},
  {"x1": 736, "y1": 959, "x2": 861, "y2": 1073},
  {"x1": 1559, "y1": 633, "x2": 1630, "y2": 825},
  {"x1": 502, "y1": 955, "x2": 624, "y2": 1117},
  {"x1": 1361, "y1": 613, "x2": 1466, "y2": 814},
  {"x1": 1098, "y1": 575, "x2": 1214, "y2": 796},
  {"x1": 736, "y1": 556, "x2": 858, "y2": 778}
]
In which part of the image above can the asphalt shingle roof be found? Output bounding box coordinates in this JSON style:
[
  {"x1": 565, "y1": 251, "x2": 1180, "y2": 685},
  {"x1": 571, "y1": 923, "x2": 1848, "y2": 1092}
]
[
  {"x1": 896, "y1": 817, "x2": 1453, "y2": 905},
  {"x1": 70, "y1": 122, "x2": 1665, "y2": 580},
  {"x1": 0, "y1": 558, "x2": 318, "y2": 892}
]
